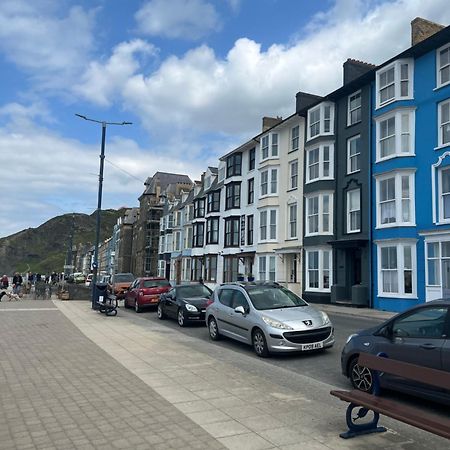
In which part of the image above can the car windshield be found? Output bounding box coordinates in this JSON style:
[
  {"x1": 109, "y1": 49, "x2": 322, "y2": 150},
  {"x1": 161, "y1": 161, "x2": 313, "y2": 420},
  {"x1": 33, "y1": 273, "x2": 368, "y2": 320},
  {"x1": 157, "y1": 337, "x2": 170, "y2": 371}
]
[
  {"x1": 143, "y1": 279, "x2": 170, "y2": 288},
  {"x1": 114, "y1": 274, "x2": 134, "y2": 283},
  {"x1": 178, "y1": 285, "x2": 212, "y2": 298},
  {"x1": 245, "y1": 285, "x2": 308, "y2": 310}
]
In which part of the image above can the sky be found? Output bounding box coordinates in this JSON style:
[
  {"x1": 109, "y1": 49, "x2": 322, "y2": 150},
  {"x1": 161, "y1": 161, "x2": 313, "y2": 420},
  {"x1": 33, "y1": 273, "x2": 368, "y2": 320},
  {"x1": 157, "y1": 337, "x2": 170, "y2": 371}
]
[{"x1": 1, "y1": 0, "x2": 450, "y2": 238}]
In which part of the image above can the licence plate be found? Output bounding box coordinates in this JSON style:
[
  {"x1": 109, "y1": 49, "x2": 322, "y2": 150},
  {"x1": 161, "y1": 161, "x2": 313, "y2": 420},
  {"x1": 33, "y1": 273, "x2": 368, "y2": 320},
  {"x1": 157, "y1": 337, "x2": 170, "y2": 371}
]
[{"x1": 301, "y1": 342, "x2": 323, "y2": 351}]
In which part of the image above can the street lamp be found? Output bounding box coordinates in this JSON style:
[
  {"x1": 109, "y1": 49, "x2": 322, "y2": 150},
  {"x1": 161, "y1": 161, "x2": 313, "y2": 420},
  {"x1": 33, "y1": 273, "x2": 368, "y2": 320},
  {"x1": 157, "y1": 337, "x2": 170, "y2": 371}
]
[{"x1": 75, "y1": 114, "x2": 132, "y2": 308}]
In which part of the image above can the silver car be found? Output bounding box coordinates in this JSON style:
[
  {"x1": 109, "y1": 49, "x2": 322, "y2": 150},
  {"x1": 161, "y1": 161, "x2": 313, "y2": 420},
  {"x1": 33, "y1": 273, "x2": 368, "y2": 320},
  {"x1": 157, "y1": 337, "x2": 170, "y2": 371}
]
[{"x1": 205, "y1": 282, "x2": 334, "y2": 357}]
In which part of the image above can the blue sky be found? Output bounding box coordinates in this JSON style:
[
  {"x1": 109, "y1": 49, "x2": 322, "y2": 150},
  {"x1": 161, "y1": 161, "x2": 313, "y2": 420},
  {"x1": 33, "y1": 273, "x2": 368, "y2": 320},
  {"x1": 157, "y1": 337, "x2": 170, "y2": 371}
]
[{"x1": 1, "y1": 0, "x2": 450, "y2": 237}]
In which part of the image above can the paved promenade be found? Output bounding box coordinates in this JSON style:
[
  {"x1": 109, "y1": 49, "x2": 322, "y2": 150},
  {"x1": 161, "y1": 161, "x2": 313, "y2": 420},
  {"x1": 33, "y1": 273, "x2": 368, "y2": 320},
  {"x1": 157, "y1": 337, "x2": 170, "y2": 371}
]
[{"x1": 0, "y1": 298, "x2": 448, "y2": 449}]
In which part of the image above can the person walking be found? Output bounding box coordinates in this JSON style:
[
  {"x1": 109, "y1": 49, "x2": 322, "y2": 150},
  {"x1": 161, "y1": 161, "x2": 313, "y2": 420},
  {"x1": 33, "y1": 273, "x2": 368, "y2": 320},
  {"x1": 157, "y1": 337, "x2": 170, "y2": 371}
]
[
  {"x1": 12, "y1": 272, "x2": 23, "y2": 295},
  {"x1": 1, "y1": 274, "x2": 8, "y2": 290}
]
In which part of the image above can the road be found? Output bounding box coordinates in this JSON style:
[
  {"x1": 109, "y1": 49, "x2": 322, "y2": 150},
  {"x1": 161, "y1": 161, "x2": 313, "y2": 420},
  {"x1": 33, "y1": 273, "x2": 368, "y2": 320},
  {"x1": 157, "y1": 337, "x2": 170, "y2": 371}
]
[{"x1": 121, "y1": 306, "x2": 382, "y2": 389}]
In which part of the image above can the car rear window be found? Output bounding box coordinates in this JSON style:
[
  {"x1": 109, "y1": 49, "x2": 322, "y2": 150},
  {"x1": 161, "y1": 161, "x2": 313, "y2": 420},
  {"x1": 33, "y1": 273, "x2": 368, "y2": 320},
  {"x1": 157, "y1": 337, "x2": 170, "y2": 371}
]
[
  {"x1": 178, "y1": 285, "x2": 212, "y2": 298},
  {"x1": 143, "y1": 280, "x2": 170, "y2": 288},
  {"x1": 114, "y1": 274, "x2": 134, "y2": 283}
]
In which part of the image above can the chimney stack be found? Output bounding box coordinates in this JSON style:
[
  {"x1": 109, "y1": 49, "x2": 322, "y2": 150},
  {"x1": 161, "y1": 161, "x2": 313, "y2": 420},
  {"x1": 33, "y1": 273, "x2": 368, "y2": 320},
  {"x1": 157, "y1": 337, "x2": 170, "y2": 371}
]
[
  {"x1": 262, "y1": 116, "x2": 283, "y2": 132},
  {"x1": 411, "y1": 17, "x2": 444, "y2": 46}
]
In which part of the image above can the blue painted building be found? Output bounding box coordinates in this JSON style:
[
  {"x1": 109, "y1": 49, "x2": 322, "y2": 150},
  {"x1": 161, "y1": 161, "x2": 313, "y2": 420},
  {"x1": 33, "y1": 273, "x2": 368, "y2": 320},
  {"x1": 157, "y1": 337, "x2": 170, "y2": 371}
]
[{"x1": 372, "y1": 23, "x2": 450, "y2": 312}]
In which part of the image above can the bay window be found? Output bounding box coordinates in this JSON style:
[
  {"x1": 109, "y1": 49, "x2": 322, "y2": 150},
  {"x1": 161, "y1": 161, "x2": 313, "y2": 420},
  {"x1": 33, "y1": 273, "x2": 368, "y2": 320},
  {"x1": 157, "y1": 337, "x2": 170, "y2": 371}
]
[
  {"x1": 376, "y1": 170, "x2": 415, "y2": 227},
  {"x1": 376, "y1": 59, "x2": 413, "y2": 108},
  {"x1": 305, "y1": 248, "x2": 332, "y2": 292},
  {"x1": 260, "y1": 168, "x2": 278, "y2": 196},
  {"x1": 377, "y1": 240, "x2": 416, "y2": 297},
  {"x1": 306, "y1": 143, "x2": 334, "y2": 182},
  {"x1": 437, "y1": 43, "x2": 450, "y2": 88},
  {"x1": 438, "y1": 99, "x2": 450, "y2": 147},
  {"x1": 376, "y1": 109, "x2": 415, "y2": 161},
  {"x1": 305, "y1": 192, "x2": 333, "y2": 236},
  {"x1": 307, "y1": 102, "x2": 334, "y2": 140}
]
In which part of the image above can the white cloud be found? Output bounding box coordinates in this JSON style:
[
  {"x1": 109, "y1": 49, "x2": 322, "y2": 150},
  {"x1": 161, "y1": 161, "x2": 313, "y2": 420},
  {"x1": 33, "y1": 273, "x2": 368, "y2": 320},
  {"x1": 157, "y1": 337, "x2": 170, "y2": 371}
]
[
  {"x1": 118, "y1": 0, "x2": 450, "y2": 136},
  {"x1": 0, "y1": 108, "x2": 205, "y2": 237},
  {"x1": 74, "y1": 39, "x2": 157, "y2": 107},
  {"x1": 0, "y1": 0, "x2": 97, "y2": 89},
  {"x1": 135, "y1": 0, "x2": 221, "y2": 39}
]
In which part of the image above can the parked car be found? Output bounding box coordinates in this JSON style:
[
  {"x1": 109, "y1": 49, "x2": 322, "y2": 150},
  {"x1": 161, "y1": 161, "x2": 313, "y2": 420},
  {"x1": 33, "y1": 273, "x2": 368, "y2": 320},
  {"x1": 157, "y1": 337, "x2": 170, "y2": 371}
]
[
  {"x1": 205, "y1": 281, "x2": 334, "y2": 357},
  {"x1": 85, "y1": 274, "x2": 93, "y2": 287},
  {"x1": 124, "y1": 277, "x2": 171, "y2": 313},
  {"x1": 111, "y1": 273, "x2": 135, "y2": 300},
  {"x1": 341, "y1": 299, "x2": 450, "y2": 404},
  {"x1": 73, "y1": 273, "x2": 86, "y2": 284},
  {"x1": 158, "y1": 283, "x2": 213, "y2": 326}
]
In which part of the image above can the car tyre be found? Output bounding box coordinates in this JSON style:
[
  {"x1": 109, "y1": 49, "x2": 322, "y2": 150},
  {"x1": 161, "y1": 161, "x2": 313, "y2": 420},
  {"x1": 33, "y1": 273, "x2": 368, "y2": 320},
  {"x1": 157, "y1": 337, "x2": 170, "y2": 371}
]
[
  {"x1": 252, "y1": 328, "x2": 269, "y2": 357},
  {"x1": 135, "y1": 300, "x2": 142, "y2": 313},
  {"x1": 208, "y1": 317, "x2": 221, "y2": 340},
  {"x1": 349, "y1": 356, "x2": 374, "y2": 392},
  {"x1": 177, "y1": 308, "x2": 186, "y2": 327},
  {"x1": 157, "y1": 303, "x2": 166, "y2": 320},
  {"x1": 123, "y1": 298, "x2": 129, "y2": 309}
]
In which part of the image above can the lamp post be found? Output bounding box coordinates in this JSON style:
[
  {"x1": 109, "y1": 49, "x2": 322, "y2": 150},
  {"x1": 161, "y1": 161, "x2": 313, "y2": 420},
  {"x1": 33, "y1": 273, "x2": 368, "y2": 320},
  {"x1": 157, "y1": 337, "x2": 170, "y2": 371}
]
[{"x1": 75, "y1": 114, "x2": 132, "y2": 308}]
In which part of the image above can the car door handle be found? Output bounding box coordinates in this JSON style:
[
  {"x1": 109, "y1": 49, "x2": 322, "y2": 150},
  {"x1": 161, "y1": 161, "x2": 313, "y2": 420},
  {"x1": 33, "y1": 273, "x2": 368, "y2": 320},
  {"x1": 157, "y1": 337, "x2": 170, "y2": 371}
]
[{"x1": 420, "y1": 343, "x2": 437, "y2": 350}]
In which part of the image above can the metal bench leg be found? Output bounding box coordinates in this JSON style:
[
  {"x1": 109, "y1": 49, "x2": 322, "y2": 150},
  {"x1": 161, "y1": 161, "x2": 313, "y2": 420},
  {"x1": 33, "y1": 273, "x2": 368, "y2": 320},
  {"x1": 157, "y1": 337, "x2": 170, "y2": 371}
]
[{"x1": 339, "y1": 403, "x2": 387, "y2": 439}]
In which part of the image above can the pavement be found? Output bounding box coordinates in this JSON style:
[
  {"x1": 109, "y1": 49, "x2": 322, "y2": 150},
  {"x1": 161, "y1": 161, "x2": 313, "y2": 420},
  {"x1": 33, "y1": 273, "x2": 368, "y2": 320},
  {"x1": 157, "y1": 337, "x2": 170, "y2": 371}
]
[{"x1": 0, "y1": 296, "x2": 447, "y2": 450}]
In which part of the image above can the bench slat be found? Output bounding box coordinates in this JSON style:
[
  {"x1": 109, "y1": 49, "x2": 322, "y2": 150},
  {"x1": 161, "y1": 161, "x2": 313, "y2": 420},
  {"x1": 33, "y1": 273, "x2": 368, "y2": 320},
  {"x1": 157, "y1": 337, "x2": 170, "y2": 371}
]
[
  {"x1": 358, "y1": 353, "x2": 450, "y2": 390},
  {"x1": 331, "y1": 389, "x2": 450, "y2": 440}
]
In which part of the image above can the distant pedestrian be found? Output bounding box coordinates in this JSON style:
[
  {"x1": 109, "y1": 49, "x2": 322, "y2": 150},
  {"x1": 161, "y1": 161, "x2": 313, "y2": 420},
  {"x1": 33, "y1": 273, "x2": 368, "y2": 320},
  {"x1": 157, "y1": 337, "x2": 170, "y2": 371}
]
[
  {"x1": 1, "y1": 274, "x2": 8, "y2": 289},
  {"x1": 12, "y1": 272, "x2": 23, "y2": 295}
]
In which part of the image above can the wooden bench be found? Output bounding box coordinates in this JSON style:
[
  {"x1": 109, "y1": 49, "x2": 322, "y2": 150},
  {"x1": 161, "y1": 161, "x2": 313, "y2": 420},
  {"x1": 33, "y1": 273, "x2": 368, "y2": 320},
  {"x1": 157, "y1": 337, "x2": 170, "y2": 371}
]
[
  {"x1": 330, "y1": 352, "x2": 450, "y2": 439},
  {"x1": 96, "y1": 294, "x2": 118, "y2": 316}
]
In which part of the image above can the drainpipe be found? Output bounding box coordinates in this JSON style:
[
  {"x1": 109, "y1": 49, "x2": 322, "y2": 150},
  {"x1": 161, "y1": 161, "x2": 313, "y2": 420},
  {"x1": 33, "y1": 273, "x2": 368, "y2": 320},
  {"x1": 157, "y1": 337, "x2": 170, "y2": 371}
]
[{"x1": 368, "y1": 85, "x2": 374, "y2": 309}]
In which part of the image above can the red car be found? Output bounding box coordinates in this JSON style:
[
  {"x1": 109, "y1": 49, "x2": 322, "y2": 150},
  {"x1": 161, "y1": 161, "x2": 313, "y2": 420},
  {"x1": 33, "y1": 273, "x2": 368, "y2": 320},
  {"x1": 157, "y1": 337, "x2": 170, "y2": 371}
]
[{"x1": 124, "y1": 277, "x2": 171, "y2": 313}]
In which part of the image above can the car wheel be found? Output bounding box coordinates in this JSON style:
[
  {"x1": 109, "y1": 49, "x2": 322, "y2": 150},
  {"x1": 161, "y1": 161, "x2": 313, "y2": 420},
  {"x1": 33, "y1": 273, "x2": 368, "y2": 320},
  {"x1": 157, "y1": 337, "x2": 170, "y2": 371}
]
[
  {"x1": 135, "y1": 300, "x2": 141, "y2": 313},
  {"x1": 208, "y1": 317, "x2": 221, "y2": 340},
  {"x1": 123, "y1": 298, "x2": 129, "y2": 309},
  {"x1": 177, "y1": 308, "x2": 186, "y2": 327},
  {"x1": 349, "y1": 356, "x2": 373, "y2": 392},
  {"x1": 252, "y1": 328, "x2": 269, "y2": 357},
  {"x1": 157, "y1": 303, "x2": 166, "y2": 320}
]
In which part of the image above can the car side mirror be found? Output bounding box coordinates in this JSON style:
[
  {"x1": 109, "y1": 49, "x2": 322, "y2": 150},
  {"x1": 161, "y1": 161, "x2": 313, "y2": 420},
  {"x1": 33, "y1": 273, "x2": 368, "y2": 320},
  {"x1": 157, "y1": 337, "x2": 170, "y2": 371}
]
[{"x1": 234, "y1": 306, "x2": 246, "y2": 315}]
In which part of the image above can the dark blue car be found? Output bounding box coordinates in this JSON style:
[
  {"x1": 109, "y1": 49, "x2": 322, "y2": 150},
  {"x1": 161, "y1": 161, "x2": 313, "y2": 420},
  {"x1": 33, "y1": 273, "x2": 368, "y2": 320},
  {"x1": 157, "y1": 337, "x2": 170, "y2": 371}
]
[{"x1": 341, "y1": 299, "x2": 450, "y2": 404}]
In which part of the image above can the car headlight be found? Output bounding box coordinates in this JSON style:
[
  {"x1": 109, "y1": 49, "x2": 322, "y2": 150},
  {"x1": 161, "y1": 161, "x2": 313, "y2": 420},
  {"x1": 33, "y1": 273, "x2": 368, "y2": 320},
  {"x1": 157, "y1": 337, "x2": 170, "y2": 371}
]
[
  {"x1": 261, "y1": 316, "x2": 293, "y2": 330},
  {"x1": 185, "y1": 304, "x2": 198, "y2": 312},
  {"x1": 345, "y1": 333, "x2": 358, "y2": 344},
  {"x1": 320, "y1": 311, "x2": 331, "y2": 325}
]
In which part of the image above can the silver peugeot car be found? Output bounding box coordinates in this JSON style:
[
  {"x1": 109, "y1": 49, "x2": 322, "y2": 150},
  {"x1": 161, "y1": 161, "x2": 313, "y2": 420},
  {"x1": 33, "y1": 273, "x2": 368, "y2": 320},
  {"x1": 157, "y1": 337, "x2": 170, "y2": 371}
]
[{"x1": 205, "y1": 282, "x2": 334, "y2": 357}]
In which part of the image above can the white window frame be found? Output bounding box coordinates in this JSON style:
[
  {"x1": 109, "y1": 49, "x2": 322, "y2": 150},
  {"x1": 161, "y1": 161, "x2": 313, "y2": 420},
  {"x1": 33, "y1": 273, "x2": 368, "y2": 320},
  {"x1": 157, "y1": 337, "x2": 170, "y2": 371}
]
[
  {"x1": 261, "y1": 133, "x2": 279, "y2": 161},
  {"x1": 438, "y1": 99, "x2": 450, "y2": 148},
  {"x1": 260, "y1": 168, "x2": 278, "y2": 197},
  {"x1": 375, "y1": 59, "x2": 414, "y2": 109},
  {"x1": 347, "y1": 189, "x2": 361, "y2": 233},
  {"x1": 438, "y1": 165, "x2": 450, "y2": 224},
  {"x1": 347, "y1": 135, "x2": 361, "y2": 174},
  {"x1": 375, "y1": 170, "x2": 416, "y2": 228},
  {"x1": 305, "y1": 142, "x2": 334, "y2": 183},
  {"x1": 305, "y1": 247, "x2": 332, "y2": 292},
  {"x1": 376, "y1": 240, "x2": 417, "y2": 298},
  {"x1": 291, "y1": 125, "x2": 299, "y2": 151},
  {"x1": 158, "y1": 260, "x2": 165, "y2": 278},
  {"x1": 258, "y1": 255, "x2": 276, "y2": 282},
  {"x1": 375, "y1": 108, "x2": 415, "y2": 162},
  {"x1": 289, "y1": 159, "x2": 298, "y2": 190},
  {"x1": 174, "y1": 231, "x2": 181, "y2": 251},
  {"x1": 436, "y1": 43, "x2": 450, "y2": 89},
  {"x1": 259, "y1": 208, "x2": 277, "y2": 242},
  {"x1": 347, "y1": 90, "x2": 361, "y2": 126},
  {"x1": 288, "y1": 202, "x2": 298, "y2": 239},
  {"x1": 305, "y1": 192, "x2": 333, "y2": 236},
  {"x1": 307, "y1": 102, "x2": 334, "y2": 141}
]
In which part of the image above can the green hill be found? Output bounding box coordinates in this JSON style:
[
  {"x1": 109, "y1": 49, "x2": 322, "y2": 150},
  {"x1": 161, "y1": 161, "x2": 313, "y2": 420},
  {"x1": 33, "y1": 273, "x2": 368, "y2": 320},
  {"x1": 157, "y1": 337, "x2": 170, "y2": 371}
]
[{"x1": 0, "y1": 209, "x2": 125, "y2": 275}]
